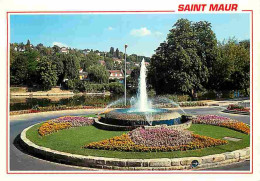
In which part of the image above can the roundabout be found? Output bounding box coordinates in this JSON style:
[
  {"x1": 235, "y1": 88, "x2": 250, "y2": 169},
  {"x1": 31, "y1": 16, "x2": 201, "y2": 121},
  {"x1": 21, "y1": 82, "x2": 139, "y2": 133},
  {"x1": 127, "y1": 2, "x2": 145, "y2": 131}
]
[
  {"x1": 10, "y1": 106, "x2": 250, "y2": 171},
  {"x1": 12, "y1": 106, "x2": 250, "y2": 171}
]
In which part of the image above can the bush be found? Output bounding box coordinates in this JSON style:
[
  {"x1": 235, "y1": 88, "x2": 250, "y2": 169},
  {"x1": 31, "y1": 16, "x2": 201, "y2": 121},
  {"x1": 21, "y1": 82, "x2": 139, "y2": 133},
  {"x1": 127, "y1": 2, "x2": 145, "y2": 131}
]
[
  {"x1": 83, "y1": 83, "x2": 107, "y2": 93},
  {"x1": 164, "y1": 94, "x2": 190, "y2": 102},
  {"x1": 221, "y1": 91, "x2": 234, "y2": 99},
  {"x1": 197, "y1": 91, "x2": 217, "y2": 100},
  {"x1": 108, "y1": 82, "x2": 124, "y2": 94}
]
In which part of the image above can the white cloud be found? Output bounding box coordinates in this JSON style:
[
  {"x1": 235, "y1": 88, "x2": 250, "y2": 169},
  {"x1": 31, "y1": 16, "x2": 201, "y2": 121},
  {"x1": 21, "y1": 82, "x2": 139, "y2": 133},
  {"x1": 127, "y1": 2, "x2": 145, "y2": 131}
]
[
  {"x1": 130, "y1": 27, "x2": 151, "y2": 37},
  {"x1": 107, "y1": 26, "x2": 114, "y2": 31},
  {"x1": 52, "y1": 42, "x2": 68, "y2": 47}
]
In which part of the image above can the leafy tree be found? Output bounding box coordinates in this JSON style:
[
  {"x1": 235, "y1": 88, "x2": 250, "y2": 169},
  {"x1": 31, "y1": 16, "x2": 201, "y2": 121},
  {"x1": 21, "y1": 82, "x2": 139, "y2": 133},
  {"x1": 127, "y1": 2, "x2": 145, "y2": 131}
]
[
  {"x1": 37, "y1": 56, "x2": 58, "y2": 90},
  {"x1": 52, "y1": 45, "x2": 60, "y2": 54},
  {"x1": 217, "y1": 39, "x2": 250, "y2": 95},
  {"x1": 80, "y1": 52, "x2": 100, "y2": 70},
  {"x1": 109, "y1": 47, "x2": 114, "y2": 56},
  {"x1": 25, "y1": 50, "x2": 40, "y2": 86},
  {"x1": 115, "y1": 48, "x2": 120, "y2": 58},
  {"x1": 10, "y1": 45, "x2": 18, "y2": 66},
  {"x1": 87, "y1": 65, "x2": 109, "y2": 83},
  {"x1": 62, "y1": 54, "x2": 80, "y2": 80},
  {"x1": 108, "y1": 82, "x2": 124, "y2": 94},
  {"x1": 52, "y1": 54, "x2": 64, "y2": 85},
  {"x1": 149, "y1": 19, "x2": 211, "y2": 97},
  {"x1": 104, "y1": 57, "x2": 114, "y2": 70},
  {"x1": 10, "y1": 54, "x2": 28, "y2": 85},
  {"x1": 25, "y1": 39, "x2": 31, "y2": 51}
]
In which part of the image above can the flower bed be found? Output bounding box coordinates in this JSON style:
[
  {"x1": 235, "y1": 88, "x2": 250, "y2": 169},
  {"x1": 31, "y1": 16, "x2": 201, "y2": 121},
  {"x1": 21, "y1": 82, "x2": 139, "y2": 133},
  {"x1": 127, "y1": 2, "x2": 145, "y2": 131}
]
[
  {"x1": 10, "y1": 105, "x2": 97, "y2": 116},
  {"x1": 84, "y1": 127, "x2": 227, "y2": 152},
  {"x1": 192, "y1": 115, "x2": 250, "y2": 134},
  {"x1": 38, "y1": 116, "x2": 94, "y2": 136},
  {"x1": 227, "y1": 104, "x2": 250, "y2": 113}
]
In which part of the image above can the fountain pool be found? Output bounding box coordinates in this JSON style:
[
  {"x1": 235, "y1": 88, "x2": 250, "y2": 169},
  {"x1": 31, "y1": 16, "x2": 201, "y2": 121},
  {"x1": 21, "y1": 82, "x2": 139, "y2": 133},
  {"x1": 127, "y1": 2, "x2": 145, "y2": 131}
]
[{"x1": 95, "y1": 58, "x2": 191, "y2": 130}]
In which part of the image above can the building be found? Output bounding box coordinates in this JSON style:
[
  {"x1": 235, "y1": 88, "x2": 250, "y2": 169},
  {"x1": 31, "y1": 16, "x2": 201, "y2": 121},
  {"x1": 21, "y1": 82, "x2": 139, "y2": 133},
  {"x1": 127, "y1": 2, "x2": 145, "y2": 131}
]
[
  {"x1": 134, "y1": 63, "x2": 140, "y2": 67},
  {"x1": 82, "y1": 49, "x2": 90, "y2": 55},
  {"x1": 99, "y1": 60, "x2": 106, "y2": 66},
  {"x1": 145, "y1": 62, "x2": 150, "y2": 67},
  {"x1": 79, "y1": 68, "x2": 88, "y2": 80},
  {"x1": 60, "y1": 47, "x2": 69, "y2": 54},
  {"x1": 113, "y1": 58, "x2": 122, "y2": 64},
  {"x1": 126, "y1": 70, "x2": 132, "y2": 78},
  {"x1": 108, "y1": 70, "x2": 124, "y2": 81}
]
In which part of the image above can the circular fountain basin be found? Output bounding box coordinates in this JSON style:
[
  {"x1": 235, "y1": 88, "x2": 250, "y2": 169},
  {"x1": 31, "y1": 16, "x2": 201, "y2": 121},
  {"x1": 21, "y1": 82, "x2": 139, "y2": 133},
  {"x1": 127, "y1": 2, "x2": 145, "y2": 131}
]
[{"x1": 100, "y1": 108, "x2": 185, "y2": 127}]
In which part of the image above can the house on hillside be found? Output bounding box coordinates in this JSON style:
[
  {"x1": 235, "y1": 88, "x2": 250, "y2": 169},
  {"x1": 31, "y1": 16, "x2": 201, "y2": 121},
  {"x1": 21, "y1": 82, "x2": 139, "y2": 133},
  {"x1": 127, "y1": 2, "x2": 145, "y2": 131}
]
[
  {"x1": 113, "y1": 58, "x2": 122, "y2": 64},
  {"x1": 79, "y1": 68, "x2": 89, "y2": 81},
  {"x1": 145, "y1": 62, "x2": 150, "y2": 67},
  {"x1": 108, "y1": 70, "x2": 124, "y2": 83},
  {"x1": 60, "y1": 47, "x2": 69, "y2": 54},
  {"x1": 99, "y1": 60, "x2": 106, "y2": 66},
  {"x1": 126, "y1": 70, "x2": 132, "y2": 78},
  {"x1": 82, "y1": 49, "x2": 90, "y2": 55}
]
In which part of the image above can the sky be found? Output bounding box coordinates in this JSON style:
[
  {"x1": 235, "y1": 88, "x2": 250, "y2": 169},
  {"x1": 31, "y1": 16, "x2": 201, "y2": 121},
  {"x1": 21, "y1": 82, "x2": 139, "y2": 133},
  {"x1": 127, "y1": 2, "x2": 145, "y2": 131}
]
[{"x1": 10, "y1": 13, "x2": 250, "y2": 57}]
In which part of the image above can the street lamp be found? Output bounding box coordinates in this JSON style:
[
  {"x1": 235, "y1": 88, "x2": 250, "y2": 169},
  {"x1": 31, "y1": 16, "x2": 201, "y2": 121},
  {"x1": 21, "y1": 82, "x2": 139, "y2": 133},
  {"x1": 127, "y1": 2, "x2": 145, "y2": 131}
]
[{"x1": 124, "y1": 44, "x2": 128, "y2": 106}]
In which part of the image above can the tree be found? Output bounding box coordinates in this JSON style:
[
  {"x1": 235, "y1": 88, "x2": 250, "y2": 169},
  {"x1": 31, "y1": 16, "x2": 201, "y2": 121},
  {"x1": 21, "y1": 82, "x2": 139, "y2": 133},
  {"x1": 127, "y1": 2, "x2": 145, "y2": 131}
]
[
  {"x1": 25, "y1": 50, "x2": 40, "y2": 86},
  {"x1": 148, "y1": 19, "x2": 211, "y2": 97},
  {"x1": 10, "y1": 54, "x2": 28, "y2": 85},
  {"x1": 52, "y1": 45, "x2": 60, "y2": 54},
  {"x1": 62, "y1": 54, "x2": 80, "y2": 80},
  {"x1": 104, "y1": 57, "x2": 114, "y2": 70},
  {"x1": 109, "y1": 47, "x2": 114, "y2": 56},
  {"x1": 193, "y1": 21, "x2": 218, "y2": 90},
  {"x1": 220, "y1": 39, "x2": 250, "y2": 94},
  {"x1": 80, "y1": 52, "x2": 100, "y2": 70},
  {"x1": 37, "y1": 56, "x2": 58, "y2": 90},
  {"x1": 87, "y1": 65, "x2": 109, "y2": 84},
  {"x1": 52, "y1": 54, "x2": 64, "y2": 85},
  {"x1": 115, "y1": 48, "x2": 120, "y2": 58}
]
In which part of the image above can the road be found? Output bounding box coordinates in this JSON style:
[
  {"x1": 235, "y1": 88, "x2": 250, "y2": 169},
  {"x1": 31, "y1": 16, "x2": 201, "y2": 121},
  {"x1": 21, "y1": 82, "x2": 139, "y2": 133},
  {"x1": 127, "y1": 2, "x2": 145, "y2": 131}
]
[{"x1": 9, "y1": 106, "x2": 250, "y2": 172}]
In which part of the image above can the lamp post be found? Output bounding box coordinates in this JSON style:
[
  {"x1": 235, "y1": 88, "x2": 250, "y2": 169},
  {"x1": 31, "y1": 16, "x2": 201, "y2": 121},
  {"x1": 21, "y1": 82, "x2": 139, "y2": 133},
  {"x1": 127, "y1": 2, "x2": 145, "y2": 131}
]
[{"x1": 124, "y1": 44, "x2": 128, "y2": 106}]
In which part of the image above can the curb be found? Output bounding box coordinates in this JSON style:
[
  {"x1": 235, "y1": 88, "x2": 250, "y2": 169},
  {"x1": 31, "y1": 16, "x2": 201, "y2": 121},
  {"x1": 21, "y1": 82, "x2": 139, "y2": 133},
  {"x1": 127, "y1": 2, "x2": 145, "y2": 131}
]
[{"x1": 20, "y1": 123, "x2": 250, "y2": 170}]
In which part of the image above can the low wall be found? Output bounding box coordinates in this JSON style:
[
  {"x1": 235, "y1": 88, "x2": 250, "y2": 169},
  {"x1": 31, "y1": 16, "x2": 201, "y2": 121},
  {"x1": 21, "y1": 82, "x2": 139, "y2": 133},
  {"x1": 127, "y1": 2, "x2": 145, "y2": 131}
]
[{"x1": 20, "y1": 124, "x2": 250, "y2": 170}]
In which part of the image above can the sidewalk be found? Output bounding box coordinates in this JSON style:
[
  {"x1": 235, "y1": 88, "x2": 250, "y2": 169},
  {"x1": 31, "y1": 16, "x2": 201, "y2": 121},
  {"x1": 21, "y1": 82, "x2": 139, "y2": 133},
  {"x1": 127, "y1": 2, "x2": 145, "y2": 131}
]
[{"x1": 205, "y1": 98, "x2": 250, "y2": 107}]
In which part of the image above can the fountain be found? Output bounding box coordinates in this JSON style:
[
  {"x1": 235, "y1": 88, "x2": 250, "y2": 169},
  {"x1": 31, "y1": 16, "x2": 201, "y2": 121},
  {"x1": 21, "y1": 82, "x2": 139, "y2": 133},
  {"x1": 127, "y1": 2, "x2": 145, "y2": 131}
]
[{"x1": 95, "y1": 59, "x2": 192, "y2": 130}]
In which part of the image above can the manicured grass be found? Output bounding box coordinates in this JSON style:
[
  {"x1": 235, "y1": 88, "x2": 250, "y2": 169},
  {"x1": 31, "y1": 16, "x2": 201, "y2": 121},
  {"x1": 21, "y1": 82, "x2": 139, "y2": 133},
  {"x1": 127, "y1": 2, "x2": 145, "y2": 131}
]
[
  {"x1": 81, "y1": 114, "x2": 98, "y2": 118},
  {"x1": 26, "y1": 124, "x2": 250, "y2": 159}
]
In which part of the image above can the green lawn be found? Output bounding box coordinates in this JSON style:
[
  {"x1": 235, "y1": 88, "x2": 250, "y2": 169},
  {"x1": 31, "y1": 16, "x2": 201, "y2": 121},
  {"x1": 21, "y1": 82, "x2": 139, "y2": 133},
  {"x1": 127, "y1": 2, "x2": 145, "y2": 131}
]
[{"x1": 26, "y1": 124, "x2": 250, "y2": 159}]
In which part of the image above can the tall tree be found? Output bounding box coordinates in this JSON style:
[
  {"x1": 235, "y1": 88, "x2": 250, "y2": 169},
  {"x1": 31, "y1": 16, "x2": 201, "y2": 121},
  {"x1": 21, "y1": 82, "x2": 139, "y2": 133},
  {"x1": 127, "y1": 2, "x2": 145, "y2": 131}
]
[
  {"x1": 37, "y1": 56, "x2": 58, "y2": 90},
  {"x1": 25, "y1": 39, "x2": 31, "y2": 51},
  {"x1": 115, "y1": 48, "x2": 120, "y2": 58},
  {"x1": 109, "y1": 47, "x2": 114, "y2": 56},
  {"x1": 62, "y1": 54, "x2": 80, "y2": 80},
  {"x1": 149, "y1": 19, "x2": 212, "y2": 97},
  {"x1": 10, "y1": 54, "x2": 28, "y2": 85}
]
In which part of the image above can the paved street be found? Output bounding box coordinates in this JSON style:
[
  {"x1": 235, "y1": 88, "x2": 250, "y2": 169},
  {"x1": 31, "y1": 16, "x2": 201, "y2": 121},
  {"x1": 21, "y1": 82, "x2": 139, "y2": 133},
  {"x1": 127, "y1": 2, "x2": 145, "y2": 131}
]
[{"x1": 9, "y1": 106, "x2": 250, "y2": 172}]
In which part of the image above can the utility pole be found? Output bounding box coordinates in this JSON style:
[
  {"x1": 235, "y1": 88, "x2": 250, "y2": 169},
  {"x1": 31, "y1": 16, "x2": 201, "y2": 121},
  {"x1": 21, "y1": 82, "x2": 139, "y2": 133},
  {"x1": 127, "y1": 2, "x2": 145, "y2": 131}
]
[{"x1": 124, "y1": 44, "x2": 128, "y2": 106}]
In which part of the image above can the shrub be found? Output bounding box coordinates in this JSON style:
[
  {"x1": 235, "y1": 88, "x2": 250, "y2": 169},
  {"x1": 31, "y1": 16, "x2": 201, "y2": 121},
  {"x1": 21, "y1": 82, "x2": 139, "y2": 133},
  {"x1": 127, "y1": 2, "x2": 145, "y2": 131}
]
[
  {"x1": 227, "y1": 104, "x2": 250, "y2": 112},
  {"x1": 108, "y1": 82, "x2": 124, "y2": 94}
]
